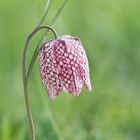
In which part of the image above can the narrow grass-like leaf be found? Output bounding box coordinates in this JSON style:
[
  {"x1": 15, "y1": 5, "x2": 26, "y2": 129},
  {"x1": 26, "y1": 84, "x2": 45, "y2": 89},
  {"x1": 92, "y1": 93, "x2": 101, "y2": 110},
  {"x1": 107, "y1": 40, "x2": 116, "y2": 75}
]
[{"x1": 37, "y1": 0, "x2": 52, "y2": 28}]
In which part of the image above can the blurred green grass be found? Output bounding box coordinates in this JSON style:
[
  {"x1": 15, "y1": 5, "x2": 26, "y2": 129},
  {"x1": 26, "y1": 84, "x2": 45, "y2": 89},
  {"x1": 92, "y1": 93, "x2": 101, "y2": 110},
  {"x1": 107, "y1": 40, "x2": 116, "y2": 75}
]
[{"x1": 0, "y1": 0, "x2": 140, "y2": 140}]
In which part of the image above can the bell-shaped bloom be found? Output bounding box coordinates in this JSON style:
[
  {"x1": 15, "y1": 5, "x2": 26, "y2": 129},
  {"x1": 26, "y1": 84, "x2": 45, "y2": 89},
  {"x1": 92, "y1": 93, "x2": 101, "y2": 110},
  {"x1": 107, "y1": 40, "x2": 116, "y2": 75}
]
[{"x1": 39, "y1": 35, "x2": 92, "y2": 100}]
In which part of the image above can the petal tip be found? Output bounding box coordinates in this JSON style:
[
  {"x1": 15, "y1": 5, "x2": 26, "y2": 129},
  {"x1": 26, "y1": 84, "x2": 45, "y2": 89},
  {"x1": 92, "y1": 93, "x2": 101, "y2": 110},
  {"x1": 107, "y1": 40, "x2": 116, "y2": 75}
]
[{"x1": 84, "y1": 81, "x2": 92, "y2": 92}]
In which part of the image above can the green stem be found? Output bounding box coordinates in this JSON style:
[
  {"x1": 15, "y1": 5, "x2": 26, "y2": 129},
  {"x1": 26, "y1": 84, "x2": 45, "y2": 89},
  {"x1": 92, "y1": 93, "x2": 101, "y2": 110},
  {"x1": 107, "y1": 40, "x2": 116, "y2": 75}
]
[{"x1": 22, "y1": 26, "x2": 57, "y2": 140}]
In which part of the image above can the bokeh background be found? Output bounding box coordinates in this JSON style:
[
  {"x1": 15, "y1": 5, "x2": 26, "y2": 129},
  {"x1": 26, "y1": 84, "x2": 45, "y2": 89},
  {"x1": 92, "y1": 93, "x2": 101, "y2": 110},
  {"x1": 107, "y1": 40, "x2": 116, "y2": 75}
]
[{"x1": 0, "y1": 0, "x2": 140, "y2": 140}]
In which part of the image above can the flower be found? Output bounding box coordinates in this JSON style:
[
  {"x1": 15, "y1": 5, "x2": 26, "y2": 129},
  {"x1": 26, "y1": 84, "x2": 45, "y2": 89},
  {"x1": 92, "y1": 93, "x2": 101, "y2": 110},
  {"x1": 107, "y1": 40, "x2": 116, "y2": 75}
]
[{"x1": 39, "y1": 35, "x2": 92, "y2": 100}]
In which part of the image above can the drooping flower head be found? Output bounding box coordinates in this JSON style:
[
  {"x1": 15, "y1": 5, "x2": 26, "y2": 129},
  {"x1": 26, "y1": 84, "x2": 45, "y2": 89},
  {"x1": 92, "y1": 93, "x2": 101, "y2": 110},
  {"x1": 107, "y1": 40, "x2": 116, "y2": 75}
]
[{"x1": 39, "y1": 35, "x2": 92, "y2": 100}]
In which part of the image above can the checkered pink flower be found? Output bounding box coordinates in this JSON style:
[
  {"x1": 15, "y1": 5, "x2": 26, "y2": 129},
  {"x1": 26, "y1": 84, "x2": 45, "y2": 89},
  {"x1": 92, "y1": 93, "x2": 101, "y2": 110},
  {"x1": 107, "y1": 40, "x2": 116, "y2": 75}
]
[{"x1": 39, "y1": 35, "x2": 92, "y2": 100}]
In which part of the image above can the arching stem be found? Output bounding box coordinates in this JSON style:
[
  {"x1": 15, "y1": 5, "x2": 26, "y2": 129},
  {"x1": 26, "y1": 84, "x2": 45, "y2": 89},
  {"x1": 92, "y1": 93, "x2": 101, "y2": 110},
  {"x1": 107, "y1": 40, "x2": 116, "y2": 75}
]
[{"x1": 22, "y1": 25, "x2": 58, "y2": 140}]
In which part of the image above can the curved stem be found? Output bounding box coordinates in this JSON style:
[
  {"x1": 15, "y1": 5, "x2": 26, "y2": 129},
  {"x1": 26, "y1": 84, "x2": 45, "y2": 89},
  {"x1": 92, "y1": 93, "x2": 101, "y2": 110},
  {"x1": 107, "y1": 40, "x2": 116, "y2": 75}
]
[{"x1": 22, "y1": 25, "x2": 58, "y2": 140}]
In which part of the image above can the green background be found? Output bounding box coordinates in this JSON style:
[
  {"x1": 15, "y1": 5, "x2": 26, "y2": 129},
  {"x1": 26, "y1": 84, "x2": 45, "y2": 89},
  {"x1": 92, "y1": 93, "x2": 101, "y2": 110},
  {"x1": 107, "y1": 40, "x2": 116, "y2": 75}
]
[{"x1": 0, "y1": 0, "x2": 140, "y2": 140}]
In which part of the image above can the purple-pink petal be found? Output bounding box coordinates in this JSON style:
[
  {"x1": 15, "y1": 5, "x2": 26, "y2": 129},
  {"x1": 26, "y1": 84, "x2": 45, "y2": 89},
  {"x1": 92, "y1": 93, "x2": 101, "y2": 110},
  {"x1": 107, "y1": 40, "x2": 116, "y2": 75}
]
[{"x1": 39, "y1": 35, "x2": 92, "y2": 100}]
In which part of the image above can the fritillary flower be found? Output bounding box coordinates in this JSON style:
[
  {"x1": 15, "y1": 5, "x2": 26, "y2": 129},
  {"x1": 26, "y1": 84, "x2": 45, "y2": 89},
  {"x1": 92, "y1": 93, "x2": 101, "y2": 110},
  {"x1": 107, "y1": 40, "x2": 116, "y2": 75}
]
[{"x1": 39, "y1": 35, "x2": 92, "y2": 100}]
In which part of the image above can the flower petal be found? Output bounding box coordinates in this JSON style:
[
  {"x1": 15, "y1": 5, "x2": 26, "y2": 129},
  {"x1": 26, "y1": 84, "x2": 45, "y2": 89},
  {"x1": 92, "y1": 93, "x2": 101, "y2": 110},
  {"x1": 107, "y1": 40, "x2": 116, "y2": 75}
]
[{"x1": 39, "y1": 42, "x2": 63, "y2": 100}]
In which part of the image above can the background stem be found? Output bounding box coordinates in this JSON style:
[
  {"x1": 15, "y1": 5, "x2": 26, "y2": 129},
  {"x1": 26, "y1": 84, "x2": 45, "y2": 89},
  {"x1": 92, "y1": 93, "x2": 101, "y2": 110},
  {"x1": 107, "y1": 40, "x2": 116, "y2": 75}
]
[
  {"x1": 23, "y1": 1, "x2": 69, "y2": 139},
  {"x1": 22, "y1": 1, "x2": 52, "y2": 139}
]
